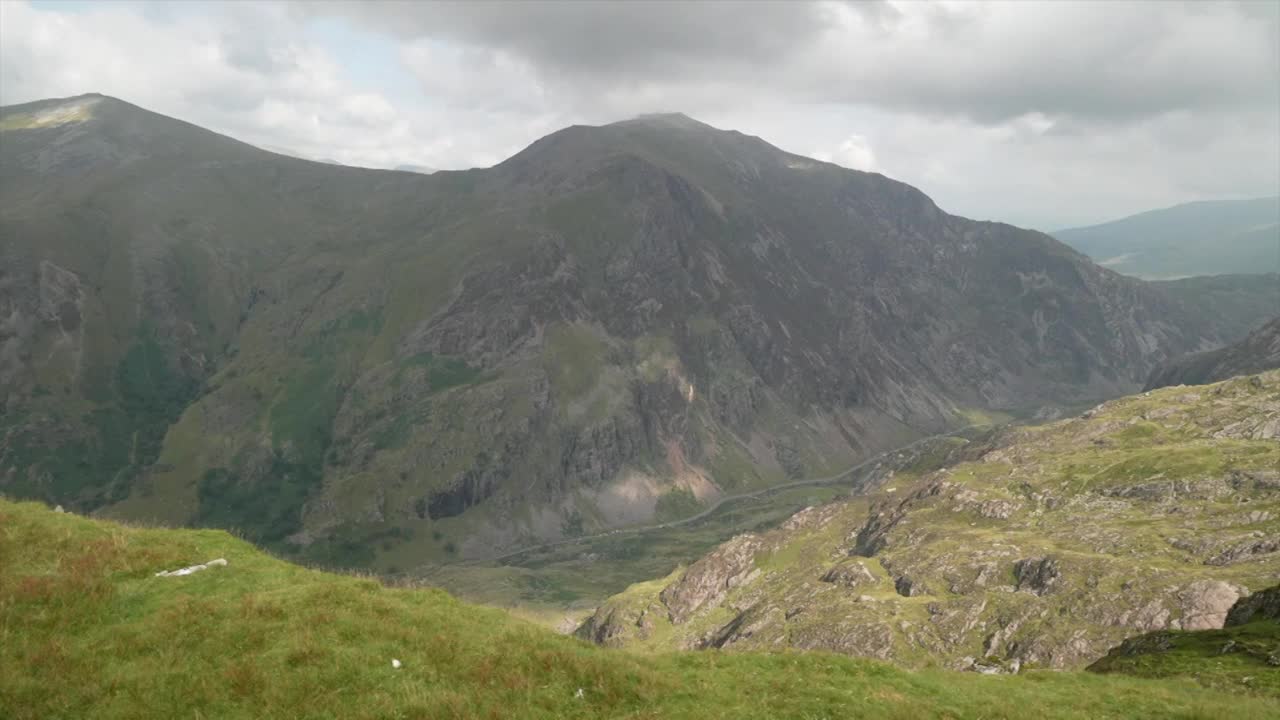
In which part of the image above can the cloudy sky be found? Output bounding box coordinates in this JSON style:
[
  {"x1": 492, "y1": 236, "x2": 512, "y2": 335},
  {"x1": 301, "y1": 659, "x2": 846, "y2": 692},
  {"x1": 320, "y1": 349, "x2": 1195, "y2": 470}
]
[{"x1": 2, "y1": 0, "x2": 1277, "y2": 229}]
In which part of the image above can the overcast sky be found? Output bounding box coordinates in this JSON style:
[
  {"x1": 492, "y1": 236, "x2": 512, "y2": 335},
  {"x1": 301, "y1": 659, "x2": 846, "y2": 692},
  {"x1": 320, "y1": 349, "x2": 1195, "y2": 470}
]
[{"x1": 2, "y1": 0, "x2": 1277, "y2": 229}]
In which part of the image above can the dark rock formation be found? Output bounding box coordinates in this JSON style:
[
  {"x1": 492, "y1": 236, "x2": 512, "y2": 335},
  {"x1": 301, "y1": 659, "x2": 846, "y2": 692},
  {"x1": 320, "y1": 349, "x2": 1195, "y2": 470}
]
[
  {"x1": 1146, "y1": 316, "x2": 1280, "y2": 390},
  {"x1": 1225, "y1": 584, "x2": 1280, "y2": 626}
]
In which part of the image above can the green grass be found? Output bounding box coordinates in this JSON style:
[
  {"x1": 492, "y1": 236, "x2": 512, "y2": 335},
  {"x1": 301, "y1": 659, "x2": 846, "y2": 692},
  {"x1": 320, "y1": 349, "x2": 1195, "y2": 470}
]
[
  {"x1": 1, "y1": 329, "x2": 200, "y2": 510},
  {"x1": 399, "y1": 352, "x2": 485, "y2": 393},
  {"x1": 543, "y1": 323, "x2": 608, "y2": 405},
  {"x1": 654, "y1": 487, "x2": 702, "y2": 523},
  {"x1": 1089, "y1": 621, "x2": 1280, "y2": 696},
  {"x1": 2, "y1": 499, "x2": 1274, "y2": 719}
]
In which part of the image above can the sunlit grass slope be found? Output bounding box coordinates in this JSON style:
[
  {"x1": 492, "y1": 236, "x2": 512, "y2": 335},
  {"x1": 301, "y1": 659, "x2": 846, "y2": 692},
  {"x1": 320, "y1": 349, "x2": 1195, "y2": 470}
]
[{"x1": 1, "y1": 499, "x2": 1274, "y2": 719}]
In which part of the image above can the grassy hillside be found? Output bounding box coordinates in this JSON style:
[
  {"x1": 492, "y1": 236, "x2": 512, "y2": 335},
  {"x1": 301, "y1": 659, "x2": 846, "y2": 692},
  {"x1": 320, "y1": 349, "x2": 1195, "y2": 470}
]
[
  {"x1": 1089, "y1": 620, "x2": 1280, "y2": 697},
  {"x1": 580, "y1": 371, "x2": 1280, "y2": 672},
  {"x1": 1054, "y1": 197, "x2": 1280, "y2": 279},
  {"x1": 1, "y1": 499, "x2": 1275, "y2": 719}
]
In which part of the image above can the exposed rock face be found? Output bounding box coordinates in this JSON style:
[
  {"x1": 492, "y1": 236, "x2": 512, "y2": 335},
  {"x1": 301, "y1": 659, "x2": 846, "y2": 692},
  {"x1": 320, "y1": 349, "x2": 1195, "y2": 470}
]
[
  {"x1": 1176, "y1": 580, "x2": 1243, "y2": 631},
  {"x1": 1088, "y1": 583, "x2": 1280, "y2": 680},
  {"x1": 660, "y1": 534, "x2": 766, "y2": 624},
  {"x1": 1013, "y1": 557, "x2": 1061, "y2": 596},
  {"x1": 820, "y1": 561, "x2": 877, "y2": 589},
  {"x1": 1225, "y1": 584, "x2": 1280, "y2": 626},
  {"x1": 1146, "y1": 316, "x2": 1280, "y2": 390},
  {"x1": 893, "y1": 574, "x2": 930, "y2": 597},
  {"x1": 1205, "y1": 535, "x2": 1280, "y2": 566},
  {"x1": 581, "y1": 372, "x2": 1280, "y2": 670}
]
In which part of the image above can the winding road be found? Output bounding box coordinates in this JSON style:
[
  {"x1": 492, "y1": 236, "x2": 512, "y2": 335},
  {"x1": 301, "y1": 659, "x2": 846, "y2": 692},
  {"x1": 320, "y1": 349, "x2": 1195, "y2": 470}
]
[{"x1": 430, "y1": 423, "x2": 996, "y2": 569}]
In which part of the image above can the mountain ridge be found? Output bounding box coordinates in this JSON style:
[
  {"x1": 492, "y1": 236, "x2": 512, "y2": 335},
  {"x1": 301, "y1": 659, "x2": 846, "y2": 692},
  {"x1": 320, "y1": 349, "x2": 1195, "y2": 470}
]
[
  {"x1": 0, "y1": 94, "x2": 1248, "y2": 570},
  {"x1": 1053, "y1": 196, "x2": 1280, "y2": 280}
]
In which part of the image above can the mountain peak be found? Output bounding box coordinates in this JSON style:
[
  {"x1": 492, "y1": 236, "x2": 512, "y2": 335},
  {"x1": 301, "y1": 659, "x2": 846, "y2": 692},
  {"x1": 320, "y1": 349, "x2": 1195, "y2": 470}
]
[
  {"x1": 621, "y1": 111, "x2": 705, "y2": 126},
  {"x1": 0, "y1": 93, "x2": 108, "y2": 129}
]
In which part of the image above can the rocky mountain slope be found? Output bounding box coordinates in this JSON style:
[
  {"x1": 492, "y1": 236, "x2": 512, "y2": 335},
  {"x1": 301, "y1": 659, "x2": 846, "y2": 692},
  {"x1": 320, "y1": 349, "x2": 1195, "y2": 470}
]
[
  {"x1": 1147, "y1": 317, "x2": 1280, "y2": 390},
  {"x1": 579, "y1": 371, "x2": 1280, "y2": 671},
  {"x1": 0, "y1": 94, "x2": 1235, "y2": 566},
  {"x1": 5, "y1": 498, "x2": 1276, "y2": 719},
  {"x1": 1054, "y1": 196, "x2": 1280, "y2": 279},
  {"x1": 1153, "y1": 273, "x2": 1279, "y2": 342}
]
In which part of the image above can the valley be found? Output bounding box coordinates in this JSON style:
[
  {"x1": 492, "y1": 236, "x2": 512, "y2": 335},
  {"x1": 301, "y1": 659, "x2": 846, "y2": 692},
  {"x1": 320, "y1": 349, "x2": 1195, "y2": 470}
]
[{"x1": 416, "y1": 427, "x2": 994, "y2": 619}]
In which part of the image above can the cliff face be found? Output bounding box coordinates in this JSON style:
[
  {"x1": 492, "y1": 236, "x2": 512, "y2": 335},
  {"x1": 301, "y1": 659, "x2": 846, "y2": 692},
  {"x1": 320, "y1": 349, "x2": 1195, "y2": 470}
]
[
  {"x1": 0, "y1": 96, "x2": 1227, "y2": 566},
  {"x1": 579, "y1": 371, "x2": 1280, "y2": 670},
  {"x1": 1146, "y1": 316, "x2": 1280, "y2": 390}
]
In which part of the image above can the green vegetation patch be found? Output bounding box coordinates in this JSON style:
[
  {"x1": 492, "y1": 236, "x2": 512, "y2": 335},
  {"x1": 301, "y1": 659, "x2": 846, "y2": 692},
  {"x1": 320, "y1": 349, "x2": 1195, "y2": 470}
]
[
  {"x1": 0, "y1": 329, "x2": 199, "y2": 510},
  {"x1": 195, "y1": 455, "x2": 323, "y2": 547},
  {"x1": 654, "y1": 487, "x2": 703, "y2": 523},
  {"x1": 400, "y1": 352, "x2": 485, "y2": 393},
  {"x1": 1089, "y1": 621, "x2": 1280, "y2": 697},
  {"x1": 543, "y1": 323, "x2": 608, "y2": 404}
]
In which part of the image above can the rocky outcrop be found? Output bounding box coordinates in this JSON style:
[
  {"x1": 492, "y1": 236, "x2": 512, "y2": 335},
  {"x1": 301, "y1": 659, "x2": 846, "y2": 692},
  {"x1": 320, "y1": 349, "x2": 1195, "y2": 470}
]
[
  {"x1": 1205, "y1": 535, "x2": 1280, "y2": 566},
  {"x1": 1013, "y1": 557, "x2": 1061, "y2": 596},
  {"x1": 1088, "y1": 583, "x2": 1280, "y2": 680},
  {"x1": 660, "y1": 534, "x2": 766, "y2": 624},
  {"x1": 1177, "y1": 580, "x2": 1243, "y2": 630},
  {"x1": 576, "y1": 600, "x2": 661, "y2": 648},
  {"x1": 820, "y1": 561, "x2": 876, "y2": 589},
  {"x1": 582, "y1": 373, "x2": 1280, "y2": 671},
  {"x1": 851, "y1": 480, "x2": 947, "y2": 557},
  {"x1": 893, "y1": 574, "x2": 931, "y2": 597},
  {"x1": 1225, "y1": 584, "x2": 1280, "y2": 626}
]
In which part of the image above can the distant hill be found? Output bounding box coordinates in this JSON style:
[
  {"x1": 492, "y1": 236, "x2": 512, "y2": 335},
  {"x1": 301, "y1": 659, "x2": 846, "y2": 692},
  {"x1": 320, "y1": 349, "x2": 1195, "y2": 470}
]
[
  {"x1": 1053, "y1": 197, "x2": 1280, "y2": 279},
  {"x1": 1154, "y1": 273, "x2": 1280, "y2": 342}
]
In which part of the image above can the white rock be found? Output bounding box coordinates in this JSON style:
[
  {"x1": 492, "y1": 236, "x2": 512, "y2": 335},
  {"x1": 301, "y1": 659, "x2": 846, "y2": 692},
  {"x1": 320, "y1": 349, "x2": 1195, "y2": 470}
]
[
  {"x1": 391, "y1": 659, "x2": 402, "y2": 669},
  {"x1": 155, "y1": 558, "x2": 229, "y2": 577},
  {"x1": 53, "y1": 505, "x2": 65, "y2": 513}
]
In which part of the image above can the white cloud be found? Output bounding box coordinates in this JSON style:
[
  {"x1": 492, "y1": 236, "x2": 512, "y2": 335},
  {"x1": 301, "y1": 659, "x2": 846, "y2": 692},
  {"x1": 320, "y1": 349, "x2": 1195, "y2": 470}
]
[
  {"x1": 1, "y1": 0, "x2": 1276, "y2": 227},
  {"x1": 0, "y1": 1, "x2": 445, "y2": 170},
  {"x1": 813, "y1": 135, "x2": 878, "y2": 173}
]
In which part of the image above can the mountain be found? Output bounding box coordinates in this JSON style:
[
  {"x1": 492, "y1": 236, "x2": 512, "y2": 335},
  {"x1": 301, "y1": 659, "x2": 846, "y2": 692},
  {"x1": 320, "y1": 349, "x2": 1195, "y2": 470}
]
[
  {"x1": 5, "y1": 500, "x2": 1275, "y2": 719},
  {"x1": 1153, "y1": 273, "x2": 1279, "y2": 342},
  {"x1": 0, "y1": 95, "x2": 1229, "y2": 568},
  {"x1": 1146, "y1": 317, "x2": 1280, "y2": 389},
  {"x1": 580, "y1": 371, "x2": 1280, "y2": 670},
  {"x1": 1053, "y1": 197, "x2": 1280, "y2": 280}
]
